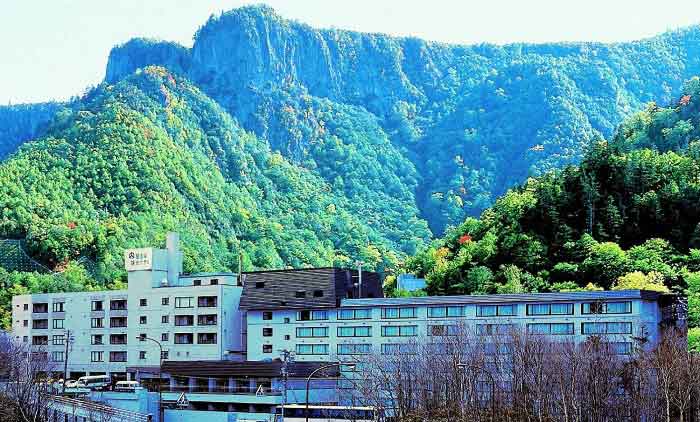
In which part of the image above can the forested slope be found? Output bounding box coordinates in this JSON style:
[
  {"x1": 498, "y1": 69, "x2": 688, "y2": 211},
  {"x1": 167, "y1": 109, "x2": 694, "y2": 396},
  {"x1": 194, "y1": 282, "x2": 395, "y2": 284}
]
[
  {"x1": 402, "y1": 77, "x2": 700, "y2": 345},
  {"x1": 101, "y1": 5, "x2": 700, "y2": 233},
  {"x1": 0, "y1": 67, "x2": 422, "y2": 288}
]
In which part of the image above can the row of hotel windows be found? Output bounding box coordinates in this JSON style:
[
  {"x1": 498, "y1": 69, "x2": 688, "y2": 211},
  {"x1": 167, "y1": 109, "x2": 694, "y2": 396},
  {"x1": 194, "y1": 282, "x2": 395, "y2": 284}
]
[
  {"x1": 270, "y1": 341, "x2": 633, "y2": 356},
  {"x1": 263, "y1": 301, "x2": 633, "y2": 321},
  {"x1": 269, "y1": 322, "x2": 633, "y2": 339},
  {"x1": 29, "y1": 314, "x2": 218, "y2": 330},
  {"x1": 43, "y1": 350, "x2": 170, "y2": 363},
  {"x1": 30, "y1": 332, "x2": 217, "y2": 346},
  {"x1": 27, "y1": 296, "x2": 218, "y2": 313}
]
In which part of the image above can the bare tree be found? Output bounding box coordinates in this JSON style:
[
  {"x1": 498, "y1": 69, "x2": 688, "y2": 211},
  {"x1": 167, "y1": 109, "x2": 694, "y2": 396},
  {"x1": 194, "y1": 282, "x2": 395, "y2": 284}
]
[
  {"x1": 346, "y1": 324, "x2": 698, "y2": 422},
  {"x1": 0, "y1": 332, "x2": 57, "y2": 422}
]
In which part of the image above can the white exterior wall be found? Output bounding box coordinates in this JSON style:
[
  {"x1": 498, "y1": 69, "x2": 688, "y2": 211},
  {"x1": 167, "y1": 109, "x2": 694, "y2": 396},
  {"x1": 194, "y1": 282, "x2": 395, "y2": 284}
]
[
  {"x1": 246, "y1": 297, "x2": 664, "y2": 362},
  {"x1": 10, "y1": 233, "x2": 244, "y2": 378}
]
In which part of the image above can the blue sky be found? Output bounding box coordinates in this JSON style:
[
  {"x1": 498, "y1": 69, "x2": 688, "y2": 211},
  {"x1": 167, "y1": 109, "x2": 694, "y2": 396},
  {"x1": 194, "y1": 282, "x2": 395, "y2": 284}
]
[{"x1": 2, "y1": 0, "x2": 699, "y2": 104}]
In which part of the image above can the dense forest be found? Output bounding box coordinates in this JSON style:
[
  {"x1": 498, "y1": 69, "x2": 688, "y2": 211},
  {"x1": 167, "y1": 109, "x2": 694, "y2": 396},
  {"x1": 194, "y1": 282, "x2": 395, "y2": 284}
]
[
  {"x1": 402, "y1": 77, "x2": 700, "y2": 347},
  {"x1": 102, "y1": 6, "x2": 700, "y2": 233},
  {"x1": 4, "y1": 6, "x2": 700, "y2": 234},
  {"x1": 0, "y1": 67, "x2": 430, "y2": 327}
]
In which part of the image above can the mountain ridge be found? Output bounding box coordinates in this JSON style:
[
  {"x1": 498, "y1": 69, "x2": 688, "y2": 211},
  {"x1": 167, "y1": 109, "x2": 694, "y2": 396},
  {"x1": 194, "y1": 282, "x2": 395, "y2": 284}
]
[{"x1": 101, "y1": 5, "x2": 700, "y2": 232}]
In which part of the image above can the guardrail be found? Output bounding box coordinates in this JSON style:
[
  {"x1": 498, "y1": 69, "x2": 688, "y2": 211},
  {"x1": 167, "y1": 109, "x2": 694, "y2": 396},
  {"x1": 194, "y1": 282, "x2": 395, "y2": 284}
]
[
  {"x1": 50, "y1": 395, "x2": 152, "y2": 422},
  {"x1": 161, "y1": 386, "x2": 282, "y2": 396}
]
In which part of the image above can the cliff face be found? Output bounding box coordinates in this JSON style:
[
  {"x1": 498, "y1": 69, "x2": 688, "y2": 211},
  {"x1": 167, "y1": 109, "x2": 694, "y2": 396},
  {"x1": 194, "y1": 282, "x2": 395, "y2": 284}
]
[{"x1": 75, "y1": 7, "x2": 700, "y2": 231}]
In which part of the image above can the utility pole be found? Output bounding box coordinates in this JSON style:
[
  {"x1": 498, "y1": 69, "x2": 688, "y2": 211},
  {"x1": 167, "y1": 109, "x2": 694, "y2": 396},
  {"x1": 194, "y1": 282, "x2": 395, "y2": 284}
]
[
  {"x1": 279, "y1": 349, "x2": 293, "y2": 422},
  {"x1": 61, "y1": 330, "x2": 73, "y2": 395}
]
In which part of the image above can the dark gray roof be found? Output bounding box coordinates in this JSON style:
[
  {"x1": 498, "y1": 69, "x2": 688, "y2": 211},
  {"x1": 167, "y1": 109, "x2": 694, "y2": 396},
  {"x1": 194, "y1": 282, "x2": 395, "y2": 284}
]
[
  {"x1": 239, "y1": 268, "x2": 383, "y2": 310},
  {"x1": 340, "y1": 290, "x2": 663, "y2": 307},
  {"x1": 161, "y1": 360, "x2": 339, "y2": 378}
]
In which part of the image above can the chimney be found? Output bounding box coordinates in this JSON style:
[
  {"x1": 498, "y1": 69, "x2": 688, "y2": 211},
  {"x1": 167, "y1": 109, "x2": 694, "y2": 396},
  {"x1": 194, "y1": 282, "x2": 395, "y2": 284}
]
[{"x1": 166, "y1": 232, "x2": 183, "y2": 285}]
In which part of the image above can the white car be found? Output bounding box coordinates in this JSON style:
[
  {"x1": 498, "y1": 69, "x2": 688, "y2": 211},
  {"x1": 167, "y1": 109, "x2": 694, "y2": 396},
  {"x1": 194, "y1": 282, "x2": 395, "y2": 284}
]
[{"x1": 64, "y1": 380, "x2": 80, "y2": 388}]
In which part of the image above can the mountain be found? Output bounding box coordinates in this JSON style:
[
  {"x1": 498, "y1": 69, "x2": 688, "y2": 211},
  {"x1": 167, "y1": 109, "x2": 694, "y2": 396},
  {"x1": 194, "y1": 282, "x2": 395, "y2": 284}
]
[
  {"x1": 98, "y1": 5, "x2": 700, "y2": 233},
  {"x1": 0, "y1": 67, "x2": 432, "y2": 290},
  {"x1": 0, "y1": 102, "x2": 66, "y2": 158},
  {"x1": 401, "y1": 78, "x2": 700, "y2": 338}
]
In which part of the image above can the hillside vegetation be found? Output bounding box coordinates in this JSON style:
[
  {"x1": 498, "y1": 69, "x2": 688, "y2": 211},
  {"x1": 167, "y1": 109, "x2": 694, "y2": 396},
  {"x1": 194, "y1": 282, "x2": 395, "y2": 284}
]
[
  {"x1": 402, "y1": 78, "x2": 700, "y2": 346},
  {"x1": 101, "y1": 6, "x2": 700, "y2": 233},
  {"x1": 0, "y1": 67, "x2": 433, "y2": 326}
]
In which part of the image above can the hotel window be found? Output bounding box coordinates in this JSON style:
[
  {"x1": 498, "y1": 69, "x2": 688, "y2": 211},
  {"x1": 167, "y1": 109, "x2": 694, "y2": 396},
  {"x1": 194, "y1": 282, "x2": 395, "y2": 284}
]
[
  {"x1": 91, "y1": 351, "x2": 103, "y2": 362},
  {"x1": 91, "y1": 335, "x2": 103, "y2": 345},
  {"x1": 23, "y1": 336, "x2": 28, "y2": 343},
  {"x1": 526, "y1": 303, "x2": 574, "y2": 316},
  {"x1": 381, "y1": 307, "x2": 417, "y2": 319},
  {"x1": 197, "y1": 333, "x2": 217, "y2": 344},
  {"x1": 484, "y1": 343, "x2": 512, "y2": 355},
  {"x1": 198, "y1": 296, "x2": 217, "y2": 307},
  {"x1": 139, "y1": 351, "x2": 147, "y2": 360},
  {"x1": 91, "y1": 300, "x2": 103, "y2": 311},
  {"x1": 110, "y1": 334, "x2": 127, "y2": 345},
  {"x1": 109, "y1": 351, "x2": 127, "y2": 362},
  {"x1": 210, "y1": 279, "x2": 219, "y2": 285},
  {"x1": 381, "y1": 343, "x2": 417, "y2": 355},
  {"x1": 476, "y1": 323, "x2": 514, "y2": 336},
  {"x1": 338, "y1": 308, "x2": 372, "y2": 320},
  {"x1": 296, "y1": 327, "x2": 328, "y2": 338},
  {"x1": 23, "y1": 320, "x2": 28, "y2": 327},
  {"x1": 91, "y1": 318, "x2": 103, "y2": 328},
  {"x1": 161, "y1": 333, "x2": 168, "y2": 342},
  {"x1": 428, "y1": 306, "x2": 465, "y2": 318},
  {"x1": 428, "y1": 324, "x2": 460, "y2": 336},
  {"x1": 161, "y1": 351, "x2": 169, "y2": 360},
  {"x1": 338, "y1": 344, "x2": 371, "y2": 355},
  {"x1": 297, "y1": 310, "x2": 328, "y2": 321},
  {"x1": 527, "y1": 323, "x2": 574, "y2": 335},
  {"x1": 175, "y1": 297, "x2": 194, "y2": 308},
  {"x1": 32, "y1": 336, "x2": 48, "y2": 345},
  {"x1": 582, "y1": 301, "x2": 632, "y2": 315},
  {"x1": 263, "y1": 344, "x2": 272, "y2": 353},
  {"x1": 110, "y1": 299, "x2": 127, "y2": 311},
  {"x1": 262, "y1": 311, "x2": 273, "y2": 320},
  {"x1": 32, "y1": 303, "x2": 48, "y2": 313},
  {"x1": 175, "y1": 315, "x2": 194, "y2": 326},
  {"x1": 476, "y1": 304, "x2": 517, "y2": 317},
  {"x1": 197, "y1": 314, "x2": 217, "y2": 326},
  {"x1": 52, "y1": 302, "x2": 64, "y2": 313},
  {"x1": 52, "y1": 319, "x2": 64, "y2": 329},
  {"x1": 295, "y1": 291, "x2": 306, "y2": 298},
  {"x1": 23, "y1": 304, "x2": 28, "y2": 311},
  {"x1": 140, "y1": 316, "x2": 147, "y2": 325},
  {"x1": 295, "y1": 344, "x2": 329, "y2": 355},
  {"x1": 161, "y1": 297, "x2": 169, "y2": 306},
  {"x1": 110, "y1": 317, "x2": 127, "y2": 328},
  {"x1": 51, "y1": 351, "x2": 64, "y2": 362},
  {"x1": 32, "y1": 319, "x2": 48, "y2": 329},
  {"x1": 161, "y1": 315, "x2": 169, "y2": 324},
  {"x1": 263, "y1": 328, "x2": 273, "y2": 337},
  {"x1": 140, "y1": 299, "x2": 147, "y2": 307},
  {"x1": 193, "y1": 280, "x2": 201, "y2": 286},
  {"x1": 337, "y1": 326, "x2": 372, "y2": 337},
  {"x1": 381, "y1": 325, "x2": 418, "y2": 337},
  {"x1": 52, "y1": 335, "x2": 65, "y2": 346},
  {"x1": 582, "y1": 322, "x2": 632, "y2": 335},
  {"x1": 313, "y1": 290, "x2": 324, "y2": 297},
  {"x1": 611, "y1": 342, "x2": 632, "y2": 355},
  {"x1": 174, "y1": 333, "x2": 194, "y2": 344}
]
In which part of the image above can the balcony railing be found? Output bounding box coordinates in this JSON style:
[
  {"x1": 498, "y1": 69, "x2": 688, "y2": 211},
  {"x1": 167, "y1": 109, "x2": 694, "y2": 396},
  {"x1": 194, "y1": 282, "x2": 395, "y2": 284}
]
[{"x1": 161, "y1": 385, "x2": 282, "y2": 396}]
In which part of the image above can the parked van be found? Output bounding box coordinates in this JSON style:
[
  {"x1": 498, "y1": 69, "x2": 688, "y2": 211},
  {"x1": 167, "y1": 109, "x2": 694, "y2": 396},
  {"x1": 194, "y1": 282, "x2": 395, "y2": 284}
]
[
  {"x1": 114, "y1": 380, "x2": 141, "y2": 392},
  {"x1": 77, "y1": 375, "x2": 111, "y2": 390}
]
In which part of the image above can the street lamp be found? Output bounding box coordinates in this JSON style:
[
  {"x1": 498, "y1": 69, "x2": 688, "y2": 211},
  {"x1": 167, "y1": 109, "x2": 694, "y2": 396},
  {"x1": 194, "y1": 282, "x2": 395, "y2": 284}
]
[
  {"x1": 137, "y1": 335, "x2": 164, "y2": 422},
  {"x1": 305, "y1": 362, "x2": 356, "y2": 422},
  {"x1": 457, "y1": 362, "x2": 496, "y2": 421}
]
